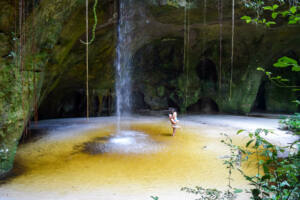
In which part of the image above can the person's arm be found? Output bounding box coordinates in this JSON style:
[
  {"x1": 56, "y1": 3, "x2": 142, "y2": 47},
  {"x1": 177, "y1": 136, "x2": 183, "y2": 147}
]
[{"x1": 170, "y1": 118, "x2": 176, "y2": 125}]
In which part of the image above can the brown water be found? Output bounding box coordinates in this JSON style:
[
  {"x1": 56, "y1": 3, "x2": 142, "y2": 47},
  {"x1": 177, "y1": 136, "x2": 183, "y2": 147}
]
[{"x1": 0, "y1": 119, "x2": 258, "y2": 200}]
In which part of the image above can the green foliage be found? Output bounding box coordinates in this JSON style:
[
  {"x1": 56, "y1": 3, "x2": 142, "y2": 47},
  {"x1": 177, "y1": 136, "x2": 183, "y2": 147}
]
[
  {"x1": 234, "y1": 129, "x2": 300, "y2": 200},
  {"x1": 279, "y1": 113, "x2": 300, "y2": 134},
  {"x1": 240, "y1": 3, "x2": 300, "y2": 198},
  {"x1": 241, "y1": 1, "x2": 299, "y2": 26},
  {"x1": 0, "y1": 33, "x2": 43, "y2": 173},
  {"x1": 220, "y1": 134, "x2": 243, "y2": 191},
  {"x1": 242, "y1": 0, "x2": 300, "y2": 90},
  {"x1": 150, "y1": 196, "x2": 159, "y2": 200},
  {"x1": 273, "y1": 57, "x2": 300, "y2": 72}
]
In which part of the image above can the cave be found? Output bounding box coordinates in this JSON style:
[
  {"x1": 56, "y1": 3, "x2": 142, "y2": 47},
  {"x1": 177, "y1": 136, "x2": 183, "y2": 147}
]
[
  {"x1": 38, "y1": 90, "x2": 86, "y2": 119},
  {"x1": 187, "y1": 97, "x2": 219, "y2": 114},
  {"x1": 196, "y1": 59, "x2": 218, "y2": 83},
  {"x1": 251, "y1": 81, "x2": 266, "y2": 112}
]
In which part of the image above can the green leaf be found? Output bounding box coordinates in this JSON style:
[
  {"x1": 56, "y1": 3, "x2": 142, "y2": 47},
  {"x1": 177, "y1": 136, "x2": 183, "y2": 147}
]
[
  {"x1": 281, "y1": 11, "x2": 290, "y2": 17},
  {"x1": 280, "y1": 79, "x2": 289, "y2": 82},
  {"x1": 150, "y1": 196, "x2": 159, "y2": 200},
  {"x1": 288, "y1": 19, "x2": 297, "y2": 24},
  {"x1": 237, "y1": 129, "x2": 245, "y2": 134},
  {"x1": 272, "y1": 12, "x2": 278, "y2": 19},
  {"x1": 251, "y1": 189, "x2": 261, "y2": 197},
  {"x1": 273, "y1": 4, "x2": 279, "y2": 10},
  {"x1": 292, "y1": 66, "x2": 300, "y2": 71},
  {"x1": 246, "y1": 139, "x2": 254, "y2": 147},
  {"x1": 266, "y1": 21, "x2": 276, "y2": 27},
  {"x1": 257, "y1": 67, "x2": 265, "y2": 72},
  {"x1": 263, "y1": 6, "x2": 273, "y2": 10},
  {"x1": 280, "y1": 181, "x2": 290, "y2": 187},
  {"x1": 274, "y1": 56, "x2": 298, "y2": 68},
  {"x1": 290, "y1": 6, "x2": 297, "y2": 14},
  {"x1": 234, "y1": 188, "x2": 243, "y2": 193},
  {"x1": 241, "y1": 16, "x2": 252, "y2": 23},
  {"x1": 274, "y1": 62, "x2": 290, "y2": 67},
  {"x1": 259, "y1": 160, "x2": 264, "y2": 165},
  {"x1": 279, "y1": 56, "x2": 297, "y2": 64}
]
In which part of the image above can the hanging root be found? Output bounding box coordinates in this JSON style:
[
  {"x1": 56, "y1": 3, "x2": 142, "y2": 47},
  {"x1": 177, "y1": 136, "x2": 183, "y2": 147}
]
[{"x1": 80, "y1": 0, "x2": 99, "y2": 45}]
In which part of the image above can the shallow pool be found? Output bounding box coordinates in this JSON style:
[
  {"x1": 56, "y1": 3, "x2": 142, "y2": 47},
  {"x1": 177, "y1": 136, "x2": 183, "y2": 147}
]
[{"x1": 0, "y1": 116, "x2": 261, "y2": 200}]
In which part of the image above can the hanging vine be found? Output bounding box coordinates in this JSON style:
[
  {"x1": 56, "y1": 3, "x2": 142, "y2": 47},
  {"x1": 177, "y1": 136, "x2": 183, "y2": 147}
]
[
  {"x1": 85, "y1": 0, "x2": 89, "y2": 120},
  {"x1": 19, "y1": 0, "x2": 27, "y2": 136},
  {"x1": 80, "y1": 0, "x2": 100, "y2": 120},
  {"x1": 80, "y1": 0, "x2": 99, "y2": 45},
  {"x1": 32, "y1": 0, "x2": 38, "y2": 123},
  {"x1": 218, "y1": 0, "x2": 223, "y2": 90},
  {"x1": 230, "y1": 0, "x2": 235, "y2": 100}
]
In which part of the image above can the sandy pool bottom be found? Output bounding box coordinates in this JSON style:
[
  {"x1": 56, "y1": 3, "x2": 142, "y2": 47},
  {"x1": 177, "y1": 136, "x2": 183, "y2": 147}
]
[{"x1": 0, "y1": 119, "x2": 259, "y2": 200}]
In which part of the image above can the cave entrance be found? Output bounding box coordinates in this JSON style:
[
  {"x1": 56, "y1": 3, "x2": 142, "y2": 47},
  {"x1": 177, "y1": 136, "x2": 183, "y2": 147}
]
[
  {"x1": 168, "y1": 98, "x2": 181, "y2": 113},
  {"x1": 196, "y1": 59, "x2": 218, "y2": 82},
  {"x1": 251, "y1": 82, "x2": 266, "y2": 112},
  {"x1": 187, "y1": 97, "x2": 219, "y2": 114}
]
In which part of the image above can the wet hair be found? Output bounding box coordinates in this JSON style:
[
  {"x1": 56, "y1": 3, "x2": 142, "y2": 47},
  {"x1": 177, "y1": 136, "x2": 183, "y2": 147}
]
[{"x1": 169, "y1": 108, "x2": 176, "y2": 114}]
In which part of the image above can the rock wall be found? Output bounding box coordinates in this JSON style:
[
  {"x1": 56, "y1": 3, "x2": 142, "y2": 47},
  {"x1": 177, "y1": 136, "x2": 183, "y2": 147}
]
[{"x1": 0, "y1": 0, "x2": 116, "y2": 177}]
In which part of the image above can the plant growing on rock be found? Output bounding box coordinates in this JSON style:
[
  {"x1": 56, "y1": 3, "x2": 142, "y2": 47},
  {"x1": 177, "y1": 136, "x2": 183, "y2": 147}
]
[
  {"x1": 242, "y1": 0, "x2": 300, "y2": 134},
  {"x1": 279, "y1": 112, "x2": 300, "y2": 134}
]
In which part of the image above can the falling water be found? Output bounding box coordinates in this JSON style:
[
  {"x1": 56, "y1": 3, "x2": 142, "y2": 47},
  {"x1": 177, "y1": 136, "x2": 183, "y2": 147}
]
[
  {"x1": 230, "y1": 0, "x2": 235, "y2": 100},
  {"x1": 183, "y1": 0, "x2": 190, "y2": 109},
  {"x1": 115, "y1": 0, "x2": 134, "y2": 131},
  {"x1": 202, "y1": 0, "x2": 207, "y2": 76},
  {"x1": 218, "y1": 0, "x2": 223, "y2": 90}
]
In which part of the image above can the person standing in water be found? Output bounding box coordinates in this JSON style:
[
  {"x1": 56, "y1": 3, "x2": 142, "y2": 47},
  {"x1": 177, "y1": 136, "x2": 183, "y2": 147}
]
[{"x1": 169, "y1": 108, "x2": 179, "y2": 136}]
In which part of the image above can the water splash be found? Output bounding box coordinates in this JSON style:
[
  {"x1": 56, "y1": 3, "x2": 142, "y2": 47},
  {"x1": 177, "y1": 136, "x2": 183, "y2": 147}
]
[{"x1": 115, "y1": 0, "x2": 134, "y2": 131}]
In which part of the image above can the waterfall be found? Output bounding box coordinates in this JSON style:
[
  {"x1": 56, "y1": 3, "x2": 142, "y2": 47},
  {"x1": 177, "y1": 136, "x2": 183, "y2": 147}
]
[
  {"x1": 201, "y1": 0, "x2": 207, "y2": 79},
  {"x1": 203, "y1": 0, "x2": 207, "y2": 49},
  {"x1": 230, "y1": 0, "x2": 235, "y2": 100},
  {"x1": 115, "y1": 0, "x2": 133, "y2": 131},
  {"x1": 183, "y1": 0, "x2": 190, "y2": 109},
  {"x1": 218, "y1": 0, "x2": 223, "y2": 90}
]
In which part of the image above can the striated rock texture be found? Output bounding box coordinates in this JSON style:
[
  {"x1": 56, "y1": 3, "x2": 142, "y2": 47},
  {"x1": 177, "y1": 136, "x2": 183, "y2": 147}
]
[
  {"x1": 0, "y1": 0, "x2": 116, "y2": 177},
  {"x1": 0, "y1": 0, "x2": 299, "y2": 177}
]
